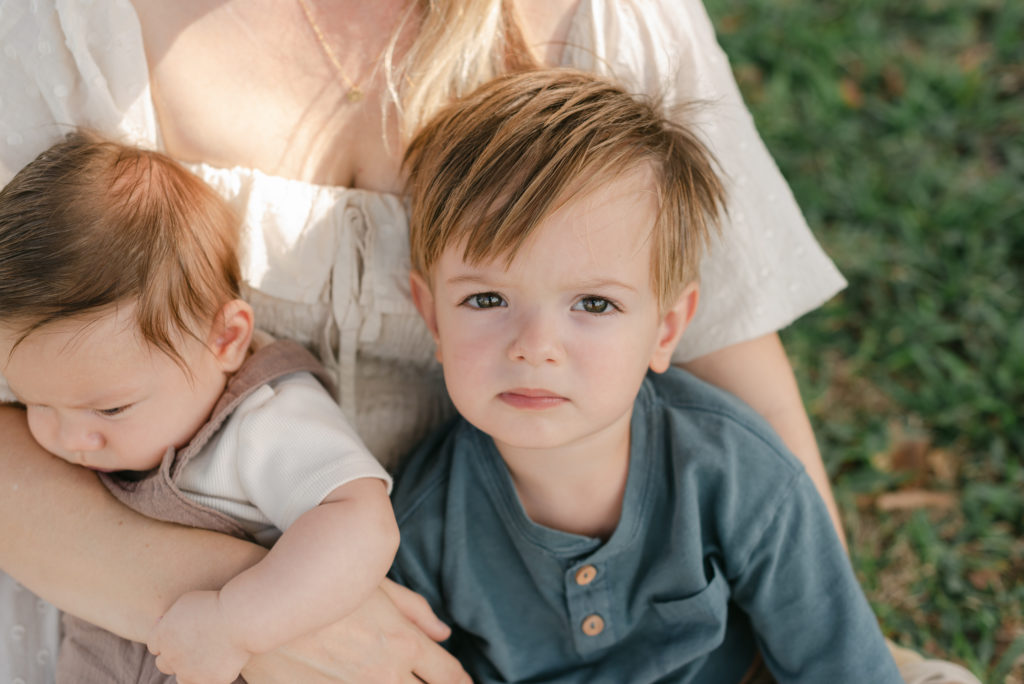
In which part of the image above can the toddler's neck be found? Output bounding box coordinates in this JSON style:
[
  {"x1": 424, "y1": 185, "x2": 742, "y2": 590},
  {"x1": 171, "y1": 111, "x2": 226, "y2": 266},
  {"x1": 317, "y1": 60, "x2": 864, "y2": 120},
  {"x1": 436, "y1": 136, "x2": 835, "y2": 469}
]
[{"x1": 495, "y1": 426, "x2": 631, "y2": 540}]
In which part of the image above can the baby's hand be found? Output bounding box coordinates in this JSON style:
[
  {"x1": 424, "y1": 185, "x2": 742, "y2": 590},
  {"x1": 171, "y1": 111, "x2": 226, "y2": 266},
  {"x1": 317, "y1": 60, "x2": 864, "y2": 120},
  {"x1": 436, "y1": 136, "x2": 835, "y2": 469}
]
[{"x1": 148, "y1": 589, "x2": 251, "y2": 684}]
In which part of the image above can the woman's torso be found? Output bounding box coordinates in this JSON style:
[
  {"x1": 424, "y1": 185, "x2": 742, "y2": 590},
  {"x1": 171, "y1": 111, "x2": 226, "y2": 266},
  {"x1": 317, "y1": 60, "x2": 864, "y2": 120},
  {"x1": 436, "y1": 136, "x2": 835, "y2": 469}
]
[
  {"x1": 0, "y1": 0, "x2": 846, "y2": 465},
  {"x1": 128, "y1": 0, "x2": 583, "y2": 467},
  {"x1": 133, "y1": 0, "x2": 581, "y2": 191}
]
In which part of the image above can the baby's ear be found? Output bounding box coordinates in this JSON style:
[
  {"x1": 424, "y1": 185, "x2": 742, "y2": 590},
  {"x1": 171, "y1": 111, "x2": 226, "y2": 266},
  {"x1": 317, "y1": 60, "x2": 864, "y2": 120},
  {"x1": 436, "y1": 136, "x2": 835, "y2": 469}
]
[
  {"x1": 649, "y1": 283, "x2": 699, "y2": 373},
  {"x1": 208, "y1": 299, "x2": 255, "y2": 372},
  {"x1": 409, "y1": 271, "x2": 442, "y2": 362}
]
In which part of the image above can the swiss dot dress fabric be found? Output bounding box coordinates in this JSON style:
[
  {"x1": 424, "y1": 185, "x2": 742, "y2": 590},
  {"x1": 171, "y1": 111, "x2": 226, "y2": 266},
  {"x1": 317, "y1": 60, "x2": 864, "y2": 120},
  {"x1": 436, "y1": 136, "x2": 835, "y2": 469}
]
[{"x1": 0, "y1": 1, "x2": 845, "y2": 680}]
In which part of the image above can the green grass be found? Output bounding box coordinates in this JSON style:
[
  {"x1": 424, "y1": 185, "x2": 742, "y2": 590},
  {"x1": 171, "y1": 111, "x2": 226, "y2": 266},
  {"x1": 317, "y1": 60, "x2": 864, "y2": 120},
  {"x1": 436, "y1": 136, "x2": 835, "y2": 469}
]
[{"x1": 701, "y1": 0, "x2": 1024, "y2": 680}]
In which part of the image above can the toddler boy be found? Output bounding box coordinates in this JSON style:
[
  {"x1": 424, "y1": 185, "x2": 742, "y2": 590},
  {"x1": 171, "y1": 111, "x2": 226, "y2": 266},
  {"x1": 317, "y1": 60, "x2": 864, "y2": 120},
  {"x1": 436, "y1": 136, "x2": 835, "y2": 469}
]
[{"x1": 391, "y1": 69, "x2": 903, "y2": 683}]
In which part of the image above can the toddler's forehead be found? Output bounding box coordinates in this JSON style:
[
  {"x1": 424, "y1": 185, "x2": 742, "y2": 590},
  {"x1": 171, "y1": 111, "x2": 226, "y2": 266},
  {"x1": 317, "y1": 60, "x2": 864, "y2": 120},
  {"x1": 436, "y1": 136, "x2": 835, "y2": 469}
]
[
  {"x1": 521, "y1": 176, "x2": 659, "y2": 262},
  {"x1": 455, "y1": 166, "x2": 660, "y2": 266}
]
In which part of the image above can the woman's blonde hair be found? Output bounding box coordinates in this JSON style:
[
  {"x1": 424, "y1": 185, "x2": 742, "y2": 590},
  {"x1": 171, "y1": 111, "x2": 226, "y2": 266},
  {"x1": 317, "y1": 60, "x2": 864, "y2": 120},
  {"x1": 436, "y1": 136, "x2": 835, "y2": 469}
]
[{"x1": 388, "y1": 0, "x2": 537, "y2": 137}]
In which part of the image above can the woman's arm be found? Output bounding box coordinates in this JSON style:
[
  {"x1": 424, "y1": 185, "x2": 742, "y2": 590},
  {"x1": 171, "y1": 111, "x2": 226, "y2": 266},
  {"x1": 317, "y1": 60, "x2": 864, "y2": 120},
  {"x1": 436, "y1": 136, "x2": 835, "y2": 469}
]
[
  {"x1": 679, "y1": 332, "x2": 848, "y2": 549},
  {"x1": 1, "y1": 405, "x2": 470, "y2": 683},
  {"x1": 0, "y1": 274, "x2": 462, "y2": 680},
  {"x1": 0, "y1": 405, "x2": 268, "y2": 641}
]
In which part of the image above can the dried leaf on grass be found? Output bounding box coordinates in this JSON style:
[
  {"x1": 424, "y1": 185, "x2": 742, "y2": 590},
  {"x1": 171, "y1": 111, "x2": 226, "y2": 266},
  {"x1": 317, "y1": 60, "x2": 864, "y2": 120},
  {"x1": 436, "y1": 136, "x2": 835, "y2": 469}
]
[
  {"x1": 875, "y1": 489, "x2": 959, "y2": 511},
  {"x1": 876, "y1": 438, "x2": 931, "y2": 481},
  {"x1": 873, "y1": 422, "x2": 961, "y2": 487},
  {"x1": 839, "y1": 77, "x2": 864, "y2": 109},
  {"x1": 926, "y1": 449, "x2": 959, "y2": 485}
]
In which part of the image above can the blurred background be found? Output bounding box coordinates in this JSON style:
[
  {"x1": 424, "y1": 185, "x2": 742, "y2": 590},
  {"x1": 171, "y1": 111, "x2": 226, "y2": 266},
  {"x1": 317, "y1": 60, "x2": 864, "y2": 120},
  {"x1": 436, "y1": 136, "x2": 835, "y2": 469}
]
[{"x1": 701, "y1": 0, "x2": 1023, "y2": 681}]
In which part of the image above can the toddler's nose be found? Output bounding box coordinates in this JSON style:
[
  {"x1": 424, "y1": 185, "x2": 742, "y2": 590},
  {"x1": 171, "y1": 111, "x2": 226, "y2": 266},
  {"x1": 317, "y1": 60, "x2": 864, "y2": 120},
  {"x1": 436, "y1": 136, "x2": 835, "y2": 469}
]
[{"x1": 508, "y1": 310, "x2": 564, "y2": 366}]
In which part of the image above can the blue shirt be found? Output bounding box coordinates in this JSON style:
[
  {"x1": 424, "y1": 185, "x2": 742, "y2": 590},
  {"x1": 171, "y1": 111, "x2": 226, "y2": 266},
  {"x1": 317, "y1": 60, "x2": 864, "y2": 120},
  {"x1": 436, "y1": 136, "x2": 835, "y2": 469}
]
[{"x1": 390, "y1": 368, "x2": 901, "y2": 683}]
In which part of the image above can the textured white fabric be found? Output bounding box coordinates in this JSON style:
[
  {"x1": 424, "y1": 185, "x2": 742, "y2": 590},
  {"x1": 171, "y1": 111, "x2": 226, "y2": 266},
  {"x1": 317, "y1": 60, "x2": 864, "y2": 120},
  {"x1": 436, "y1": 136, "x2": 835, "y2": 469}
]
[
  {"x1": 0, "y1": 573, "x2": 60, "y2": 684},
  {"x1": 177, "y1": 371, "x2": 392, "y2": 548},
  {"x1": 0, "y1": 1, "x2": 846, "y2": 680}
]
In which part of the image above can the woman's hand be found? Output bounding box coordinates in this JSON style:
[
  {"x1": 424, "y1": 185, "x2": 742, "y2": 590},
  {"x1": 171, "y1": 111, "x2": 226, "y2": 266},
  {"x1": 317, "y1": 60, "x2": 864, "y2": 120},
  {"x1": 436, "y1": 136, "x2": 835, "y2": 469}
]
[{"x1": 243, "y1": 580, "x2": 470, "y2": 684}]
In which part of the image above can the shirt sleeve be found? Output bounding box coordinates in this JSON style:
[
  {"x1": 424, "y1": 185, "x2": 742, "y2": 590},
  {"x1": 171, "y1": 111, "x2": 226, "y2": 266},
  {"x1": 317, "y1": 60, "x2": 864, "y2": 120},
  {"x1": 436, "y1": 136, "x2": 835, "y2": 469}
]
[
  {"x1": 179, "y1": 372, "x2": 392, "y2": 534},
  {"x1": 0, "y1": 0, "x2": 157, "y2": 184},
  {"x1": 388, "y1": 475, "x2": 454, "y2": 631},
  {"x1": 727, "y1": 471, "x2": 902, "y2": 683},
  {"x1": 388, "y1": 424, "x2": 464, "y2": 632},
  {"x1": 563, "y1": 0, "x2": 847, "y2": 360}
]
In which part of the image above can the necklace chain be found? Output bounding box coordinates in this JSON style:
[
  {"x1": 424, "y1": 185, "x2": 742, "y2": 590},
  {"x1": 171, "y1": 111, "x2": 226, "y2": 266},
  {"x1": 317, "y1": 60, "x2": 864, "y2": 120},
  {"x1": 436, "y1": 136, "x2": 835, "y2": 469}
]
[{"x1": 297, "y1": 0, "x2": 387, "y2": 103}]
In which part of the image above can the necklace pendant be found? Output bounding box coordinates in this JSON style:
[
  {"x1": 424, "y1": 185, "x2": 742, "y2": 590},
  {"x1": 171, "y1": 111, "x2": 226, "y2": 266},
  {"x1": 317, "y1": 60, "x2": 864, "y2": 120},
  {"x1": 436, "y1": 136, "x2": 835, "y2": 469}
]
[{"x1": 347, "y1": 87, "x2": 364, "y2": 103}]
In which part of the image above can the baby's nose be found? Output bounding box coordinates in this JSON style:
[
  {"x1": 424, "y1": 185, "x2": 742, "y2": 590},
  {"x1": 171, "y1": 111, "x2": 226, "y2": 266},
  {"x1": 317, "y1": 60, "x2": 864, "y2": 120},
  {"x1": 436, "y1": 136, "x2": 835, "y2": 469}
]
[{"x1": 58, "y1": 423, "x2": 105, "y2": 453}]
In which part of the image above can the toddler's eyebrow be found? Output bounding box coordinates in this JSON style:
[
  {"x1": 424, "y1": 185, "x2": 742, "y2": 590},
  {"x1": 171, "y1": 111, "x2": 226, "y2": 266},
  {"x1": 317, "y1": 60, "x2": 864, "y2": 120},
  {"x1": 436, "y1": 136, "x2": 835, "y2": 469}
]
[
  {"x1": 571, "y1": 277, "x2": 639, "y2": 293},
  {"x1": 444, "y1": 274, "x2": 494, "y2": 288},
  {"x1": 446, "y1": 273, "x2": 639, "y2": 294}
]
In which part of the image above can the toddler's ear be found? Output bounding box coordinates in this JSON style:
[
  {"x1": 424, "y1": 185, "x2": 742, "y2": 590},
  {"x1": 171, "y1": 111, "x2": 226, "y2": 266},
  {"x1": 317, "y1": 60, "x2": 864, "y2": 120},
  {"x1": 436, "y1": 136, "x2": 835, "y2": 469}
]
[
  {"x1": 208, "y1": 299, "x2": 255, "y2": 372},
  {"x1": 649, "y1": 283, "x2": 699, "y2": 373},
  {"x1": 409, "y1": 271, "x2": 442, "y2": 362}
]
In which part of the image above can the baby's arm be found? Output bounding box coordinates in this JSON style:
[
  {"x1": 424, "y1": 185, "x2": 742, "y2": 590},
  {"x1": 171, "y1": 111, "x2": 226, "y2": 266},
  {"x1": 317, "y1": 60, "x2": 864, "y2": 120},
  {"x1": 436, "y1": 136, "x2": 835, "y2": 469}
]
[{"x1": 148, "y1": 477, "x2": 398, "y2": 684}]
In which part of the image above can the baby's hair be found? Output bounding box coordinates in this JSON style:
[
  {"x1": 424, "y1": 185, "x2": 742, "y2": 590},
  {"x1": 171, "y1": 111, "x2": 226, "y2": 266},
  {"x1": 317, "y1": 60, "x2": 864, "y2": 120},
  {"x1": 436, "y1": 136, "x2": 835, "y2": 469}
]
[
  {"x1": 404, "y1": 68, "x2": 726, "y2": 309},
  {"x1": 0, "y1": 131, "x2": 241, "y2": 367}
]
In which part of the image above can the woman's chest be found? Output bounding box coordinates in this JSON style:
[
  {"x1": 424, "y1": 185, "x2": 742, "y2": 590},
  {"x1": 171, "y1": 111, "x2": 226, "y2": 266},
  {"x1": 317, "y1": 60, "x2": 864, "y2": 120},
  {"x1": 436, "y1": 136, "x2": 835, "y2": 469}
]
[{"x1": 135, "y1": 0, "x2": 405, "y2": 191}]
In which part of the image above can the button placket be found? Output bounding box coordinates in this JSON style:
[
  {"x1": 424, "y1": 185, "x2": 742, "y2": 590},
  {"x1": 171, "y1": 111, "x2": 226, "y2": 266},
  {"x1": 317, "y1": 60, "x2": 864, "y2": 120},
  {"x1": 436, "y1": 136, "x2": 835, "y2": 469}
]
[
  {"x1": 581, "y1": 613, "x2": 604, "y2": 636},
  {"x1": 565, "y1": 562, "x2": 613, "y2": 653},
  {"x1": 575, "y1": 564, "x2": 597, "y2": 586}
]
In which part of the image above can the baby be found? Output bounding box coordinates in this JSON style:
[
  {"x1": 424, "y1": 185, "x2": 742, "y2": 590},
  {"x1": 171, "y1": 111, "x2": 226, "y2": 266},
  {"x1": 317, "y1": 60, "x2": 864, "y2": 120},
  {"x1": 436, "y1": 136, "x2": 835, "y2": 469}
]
[
  {"x1": 0, "y1": 132, "x2": 398, "y2": 684},
  {"x1": 390, "y1": 69, "x2": 904, "y2": 683}
]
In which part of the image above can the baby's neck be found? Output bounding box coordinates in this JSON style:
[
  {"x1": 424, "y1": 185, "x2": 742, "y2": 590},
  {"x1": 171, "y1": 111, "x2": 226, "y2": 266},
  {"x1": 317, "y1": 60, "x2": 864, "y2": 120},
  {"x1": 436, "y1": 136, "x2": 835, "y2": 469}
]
[{"x1": 496, "y1": 425, "x2": 631, "y2": 540}]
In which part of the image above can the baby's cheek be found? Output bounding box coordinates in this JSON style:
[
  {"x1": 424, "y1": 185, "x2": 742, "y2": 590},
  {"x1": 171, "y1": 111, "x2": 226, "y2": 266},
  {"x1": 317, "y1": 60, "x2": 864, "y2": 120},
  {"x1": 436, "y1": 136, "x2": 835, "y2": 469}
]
[
  {"x1": 123, "y1": 423, "x2": 171, "y2": 469},
  {"x1": 25, "y1": 407, "x2": 56, "y2": 450}
]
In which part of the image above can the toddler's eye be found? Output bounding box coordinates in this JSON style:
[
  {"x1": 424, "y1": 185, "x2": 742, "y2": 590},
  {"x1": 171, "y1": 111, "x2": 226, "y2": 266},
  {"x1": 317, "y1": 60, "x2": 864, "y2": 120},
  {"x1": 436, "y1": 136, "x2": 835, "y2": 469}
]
[
  {"x1": 96, "y1": 405, "x2": 131, "y2": 417},
  {"x1": 573, "y1": 296, "x2": 616, "y2": 314},
  {"x1": 463, "y1": 293, "x2": 506, "y2": 309}
]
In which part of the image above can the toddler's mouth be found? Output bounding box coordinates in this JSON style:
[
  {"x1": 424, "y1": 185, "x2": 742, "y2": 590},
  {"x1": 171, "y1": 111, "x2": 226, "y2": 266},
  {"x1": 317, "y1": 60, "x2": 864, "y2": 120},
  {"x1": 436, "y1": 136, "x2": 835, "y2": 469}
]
[{"x1": 498, "y1": 389, "x2": 568, "y2": 410}]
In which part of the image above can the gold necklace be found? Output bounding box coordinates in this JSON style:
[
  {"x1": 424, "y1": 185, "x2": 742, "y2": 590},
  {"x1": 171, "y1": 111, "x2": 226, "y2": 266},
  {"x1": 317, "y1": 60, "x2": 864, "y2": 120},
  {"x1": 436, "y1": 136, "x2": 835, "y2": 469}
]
[{"x1": 297, "y1": 0, "x2": 386, "y2": 103}]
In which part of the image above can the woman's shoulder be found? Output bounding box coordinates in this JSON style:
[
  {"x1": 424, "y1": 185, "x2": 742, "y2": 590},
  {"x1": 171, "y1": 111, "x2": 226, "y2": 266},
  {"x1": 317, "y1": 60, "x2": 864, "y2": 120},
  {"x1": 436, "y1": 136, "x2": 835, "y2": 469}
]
[
  {"x1": 561, "y1": 0, "x2": 722, "y2": 96},
  {"x1": 0, "y1": 0, "x2": 156, "y2": 180}
]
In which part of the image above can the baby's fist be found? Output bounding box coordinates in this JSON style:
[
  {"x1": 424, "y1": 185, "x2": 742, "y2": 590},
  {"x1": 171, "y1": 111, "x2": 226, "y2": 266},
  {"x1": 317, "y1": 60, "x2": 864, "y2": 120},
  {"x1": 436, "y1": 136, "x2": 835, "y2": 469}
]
[{"x1": 148, "y1": 590, "x2": 251, "y2": 684}]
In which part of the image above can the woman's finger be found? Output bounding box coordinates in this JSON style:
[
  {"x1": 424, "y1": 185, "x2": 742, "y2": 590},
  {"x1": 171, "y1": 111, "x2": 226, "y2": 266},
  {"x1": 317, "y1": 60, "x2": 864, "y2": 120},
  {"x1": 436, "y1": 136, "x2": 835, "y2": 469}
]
[
  {"x1": 380, "y1": 578, "x2": 451, "y2": 643},
  {"x1": 408, "y1": 631, "x2": 472, "y2": 684},
  {"x1": 244, "y1": 584, "x2": 469, "y2": 683}
]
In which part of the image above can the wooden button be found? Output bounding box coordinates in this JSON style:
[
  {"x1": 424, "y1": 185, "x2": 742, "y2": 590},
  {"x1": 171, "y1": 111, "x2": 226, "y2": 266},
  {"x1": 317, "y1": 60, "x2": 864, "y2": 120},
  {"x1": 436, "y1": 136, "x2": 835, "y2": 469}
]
[
  {"x1": 575, "y1": 565, "x2": 597, "y2": 586},
  {"x1": 581, "y1": 614, "x2": 605, "y2": 636}
]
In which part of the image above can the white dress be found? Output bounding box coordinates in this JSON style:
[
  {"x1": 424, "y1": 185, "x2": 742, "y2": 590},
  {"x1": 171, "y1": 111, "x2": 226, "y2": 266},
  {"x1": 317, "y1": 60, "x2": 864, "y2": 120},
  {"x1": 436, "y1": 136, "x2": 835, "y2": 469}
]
[{"x1": 0, "y1": 1, "x2": 845, "y2": 680}]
